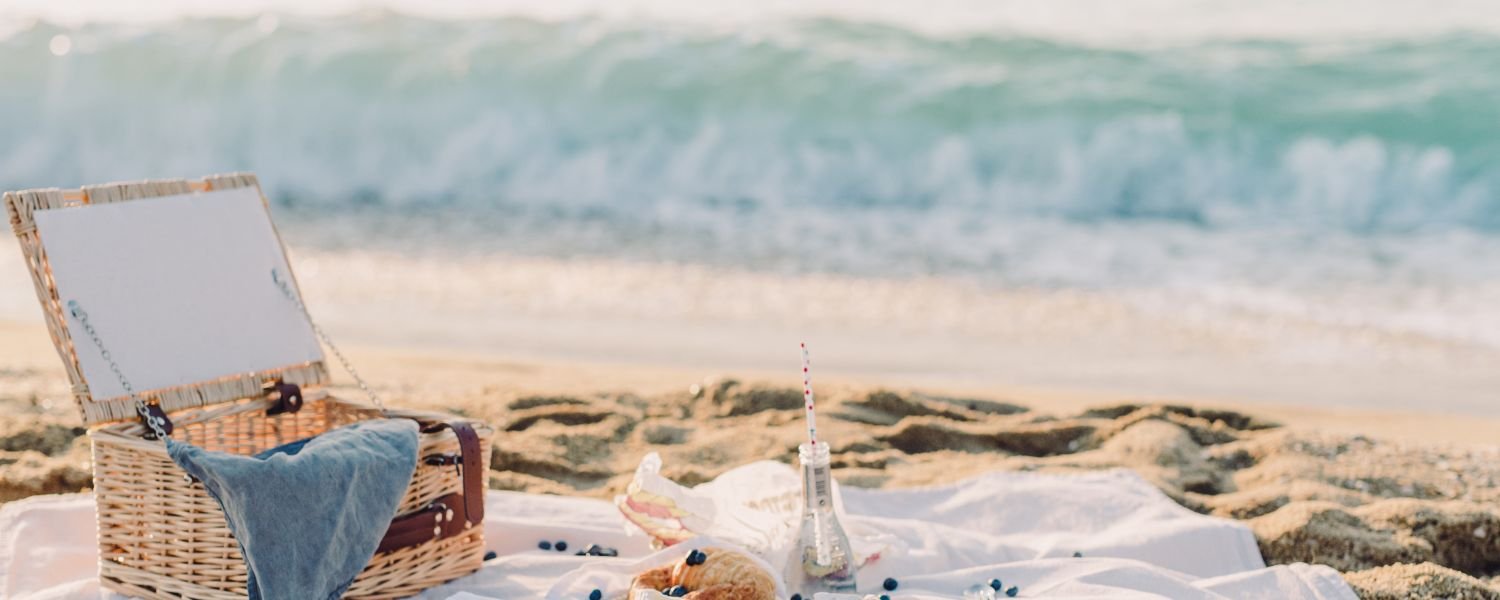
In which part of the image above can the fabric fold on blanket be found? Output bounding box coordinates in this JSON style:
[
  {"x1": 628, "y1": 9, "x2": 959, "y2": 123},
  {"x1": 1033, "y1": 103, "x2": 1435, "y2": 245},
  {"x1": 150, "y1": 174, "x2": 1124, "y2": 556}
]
[
  {"x1": 0, "y1": 463, "x2": 1359, "y2": 600},
  {"x1": 490, "y1": 464, "x2": 1355, "y2": 600},
  {"x1": 167, "y1": 418, "x2": 419, "y2": 600}
]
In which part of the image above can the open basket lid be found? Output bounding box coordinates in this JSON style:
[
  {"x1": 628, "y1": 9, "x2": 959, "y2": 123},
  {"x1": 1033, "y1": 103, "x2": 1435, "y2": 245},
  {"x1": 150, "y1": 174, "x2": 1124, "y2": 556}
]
[{"x1": 4, "y1": 173, "x2": 330, "y2": 425}]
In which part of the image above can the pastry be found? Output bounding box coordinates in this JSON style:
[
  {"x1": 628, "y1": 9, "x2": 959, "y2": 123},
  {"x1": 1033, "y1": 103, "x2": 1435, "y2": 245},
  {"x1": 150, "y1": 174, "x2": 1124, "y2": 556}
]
[{"x1": 629, "y1": 547, "x2": 776, "y2": 600}]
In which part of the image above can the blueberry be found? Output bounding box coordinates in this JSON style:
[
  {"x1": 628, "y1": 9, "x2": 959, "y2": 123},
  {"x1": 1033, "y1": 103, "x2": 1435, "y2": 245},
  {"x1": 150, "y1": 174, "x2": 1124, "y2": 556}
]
[
  {"x1": 589, "y1": 590, "x2": 602, "y2": 600},
  {"x1": 790, "y1": 595, "x2": 802, "y2": 600},
  {"x1": 600, "y1": 547, "x2": 619, "y2": 557},
  {"x1": 483, "y1": 550, "x2": 497, "y2": 561},
  {"x1": 1073, "y1": 551, "x2": 1082, "y2": 558},
  {"x1": 685, "y1": 549, "x2": 707, "y2": 566},
  {"x1": 585, "y1": 544, "x2": 602, "y2": 556},
  {"x1": 575, "y1": 551, "x2": 585, "y2": 556},
  {"x1": 555, "y1": 540, "x2": 568, "y2": 552},
  {"x1": 883, "y1": 577, "x2": 899, "y2": 591},
  {"x1": 989, "y1": 578, "x2": 1003, "y2": 591},
  {"x1": 538, "y1": 540, "x2": 552, "y2": 551},
  {"x1": 1006, "y1": 586, "x2": 1019, "y2": 597},
  {"x1": 881, "y1": 596, "x2": 891, "y2": 600},
  {"x1": 664, "y1": 585, "x2": 688, "y2": 597}
]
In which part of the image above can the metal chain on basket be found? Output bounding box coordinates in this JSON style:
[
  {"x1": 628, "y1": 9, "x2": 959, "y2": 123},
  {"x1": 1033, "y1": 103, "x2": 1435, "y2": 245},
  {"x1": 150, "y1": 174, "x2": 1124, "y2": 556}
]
[
  {"x1": 271, "y1": 269, "x2": 386, "y2": 413},
  {"x1": 66, "y1": 301, "x2": 171, "y2": 441}
]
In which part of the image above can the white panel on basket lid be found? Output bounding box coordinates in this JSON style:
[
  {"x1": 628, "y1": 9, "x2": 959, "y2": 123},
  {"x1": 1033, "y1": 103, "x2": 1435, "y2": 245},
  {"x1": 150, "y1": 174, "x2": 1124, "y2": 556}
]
[{"x1": 32, "y1": 186, "x2": 324, "y2": 401}]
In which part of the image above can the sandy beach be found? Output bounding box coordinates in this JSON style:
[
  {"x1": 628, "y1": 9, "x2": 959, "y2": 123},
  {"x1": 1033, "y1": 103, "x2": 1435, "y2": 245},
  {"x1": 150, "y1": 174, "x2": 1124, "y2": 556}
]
[
  {"x1": 6, "y1": 3, "x2": 1500, "y2": 598},
  {"x1": 1, "y1": 320, "x2": 1495, "y2": 598}
]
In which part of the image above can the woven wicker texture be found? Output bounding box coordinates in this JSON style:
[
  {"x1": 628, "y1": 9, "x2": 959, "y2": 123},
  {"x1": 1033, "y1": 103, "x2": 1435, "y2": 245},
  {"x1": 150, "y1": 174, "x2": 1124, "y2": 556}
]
[
  {"x1": 93, "y1": 393, "x2": 493, "y2": 599},
  {"x1": 6, "y1": 174, "x2": 493, "y2": 598}
]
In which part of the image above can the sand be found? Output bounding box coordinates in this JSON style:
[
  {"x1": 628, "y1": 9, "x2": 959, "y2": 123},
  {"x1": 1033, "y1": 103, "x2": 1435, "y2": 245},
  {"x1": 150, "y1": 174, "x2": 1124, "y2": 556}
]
[{"x1": 0, "y1": 323, "x2": 1497, "y2": 599}]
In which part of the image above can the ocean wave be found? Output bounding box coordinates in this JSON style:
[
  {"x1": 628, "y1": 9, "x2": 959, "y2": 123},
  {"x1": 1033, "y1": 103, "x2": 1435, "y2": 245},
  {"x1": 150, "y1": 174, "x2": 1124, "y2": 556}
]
[
  {"x1": 11, "y1": 0, "x2": 1500, "y2": 42},
  {"x1": 2, "y1": 15, "x2": 1498, "y2": 286}
]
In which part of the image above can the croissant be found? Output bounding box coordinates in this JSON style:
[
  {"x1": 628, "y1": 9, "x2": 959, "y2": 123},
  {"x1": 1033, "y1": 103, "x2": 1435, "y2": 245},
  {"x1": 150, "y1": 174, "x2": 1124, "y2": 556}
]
[{"x1": 629, "y1": 547, "x2": 776, "y2": 600}]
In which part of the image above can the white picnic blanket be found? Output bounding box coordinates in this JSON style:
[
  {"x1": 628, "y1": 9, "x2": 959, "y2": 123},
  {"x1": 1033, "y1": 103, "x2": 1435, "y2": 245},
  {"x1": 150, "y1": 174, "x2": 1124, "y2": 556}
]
[{"x1": 1, "y1": 465, "x2": 1355, "y2": 600}]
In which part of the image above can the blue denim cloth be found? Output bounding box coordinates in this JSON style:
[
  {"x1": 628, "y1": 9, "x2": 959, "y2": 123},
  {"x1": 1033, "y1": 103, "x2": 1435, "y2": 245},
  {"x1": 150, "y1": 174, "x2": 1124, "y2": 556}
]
[{"x1": 167, "y1": 418, "x2": 419, "y2": 600}]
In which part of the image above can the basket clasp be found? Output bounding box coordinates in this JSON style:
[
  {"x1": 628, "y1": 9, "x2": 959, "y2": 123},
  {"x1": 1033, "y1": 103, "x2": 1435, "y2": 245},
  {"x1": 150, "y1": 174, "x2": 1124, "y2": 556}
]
[
  {"x1": 264, "y1": 381, "x2": 304, "y2": 417},
  {"x1": 137, "y1": 401, "x2": 174, "y2": 440}
]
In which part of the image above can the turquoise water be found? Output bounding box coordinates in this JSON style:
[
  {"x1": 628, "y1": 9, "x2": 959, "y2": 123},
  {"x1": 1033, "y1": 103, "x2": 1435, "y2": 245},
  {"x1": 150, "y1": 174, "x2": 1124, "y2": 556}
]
[
  {"x1": 1, "y1": 7, "x2": 1499, "y2": 405},
  {"x1": 4, "y1": 14, "x2": 1500, "y2": 280}
]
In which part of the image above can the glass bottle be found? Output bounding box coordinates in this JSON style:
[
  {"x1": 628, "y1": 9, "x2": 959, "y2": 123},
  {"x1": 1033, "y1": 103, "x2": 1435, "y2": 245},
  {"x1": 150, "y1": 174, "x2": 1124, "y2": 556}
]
[{"x1": 784, "y1": 441, "x2": 858, "y2": 595}]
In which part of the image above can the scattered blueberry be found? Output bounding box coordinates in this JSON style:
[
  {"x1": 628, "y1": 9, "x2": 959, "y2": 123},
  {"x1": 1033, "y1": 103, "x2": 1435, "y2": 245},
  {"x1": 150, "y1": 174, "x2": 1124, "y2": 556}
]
[
  {"x1": 1072, "y1": 551, "x2": 1083, "y2": 558},
  {"x1": 589, "y1": 590, "x2": 602, "y2": 600},
  {"x1": 1006, "y1": 586, "x2": 1019, "y2": 597},
  {"x1": 555, "y1": 541, "x2": 568, "y2": 552},
  {"x1": 685, "y1": 549, "x2": 708, "y2": 566},
  {"x1": 790, "y1": 595, "x2": 802, "y2": 600},
  {"x1": 575, "y1": 551, "x2": 586, "y2": 556},
  {"x1": 483, "y1": 550, "x2": 497, "y2": 561},
  {"x1": 599, "y1": 547, "x2": 619, "y2": 557},
  {"x1": 663, "y1": 585, "x2": 688, "y2": 597},
  {"x1": 881, "y1": 596, "x2": 891, "y2": 600},
  {"x1": 538, "y1": 540, "x2": 552, "y2": 551},
  {"x1": 989, "y1": 578, "x2": 1003, "y2": 591},
  {"x1": 883, "y1": 577, "x2": 899, "y2": 591}
]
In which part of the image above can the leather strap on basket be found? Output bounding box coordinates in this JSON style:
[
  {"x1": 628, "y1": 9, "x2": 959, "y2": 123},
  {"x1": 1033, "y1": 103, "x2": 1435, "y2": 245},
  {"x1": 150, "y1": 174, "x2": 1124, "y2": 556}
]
[{"x1": 376, "y1": 421, "x2": 484, "y2": 554}]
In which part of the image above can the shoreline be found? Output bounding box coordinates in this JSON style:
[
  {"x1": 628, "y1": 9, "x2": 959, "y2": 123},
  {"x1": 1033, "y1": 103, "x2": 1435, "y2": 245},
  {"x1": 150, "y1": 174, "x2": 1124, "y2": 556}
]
[
  {"x1": 1, "y1": 318, "x2": 1496, "y2": 445},
  {"x1": 6, "y1": 246, "x2": 1500, "y2": 420}
]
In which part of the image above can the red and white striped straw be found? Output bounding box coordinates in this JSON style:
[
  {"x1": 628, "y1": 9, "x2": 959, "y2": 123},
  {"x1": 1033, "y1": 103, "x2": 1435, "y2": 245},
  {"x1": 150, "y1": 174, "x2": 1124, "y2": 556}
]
[{"x1": 801, "y1": 342, "x2": 817, "y2": 446}]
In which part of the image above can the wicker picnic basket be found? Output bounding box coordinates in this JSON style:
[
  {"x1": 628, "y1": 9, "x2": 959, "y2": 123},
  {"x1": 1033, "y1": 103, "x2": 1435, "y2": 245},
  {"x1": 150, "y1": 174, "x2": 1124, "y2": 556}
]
[{"x1": 4, "y1": 173, "x2": 494, "y2": 599}]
